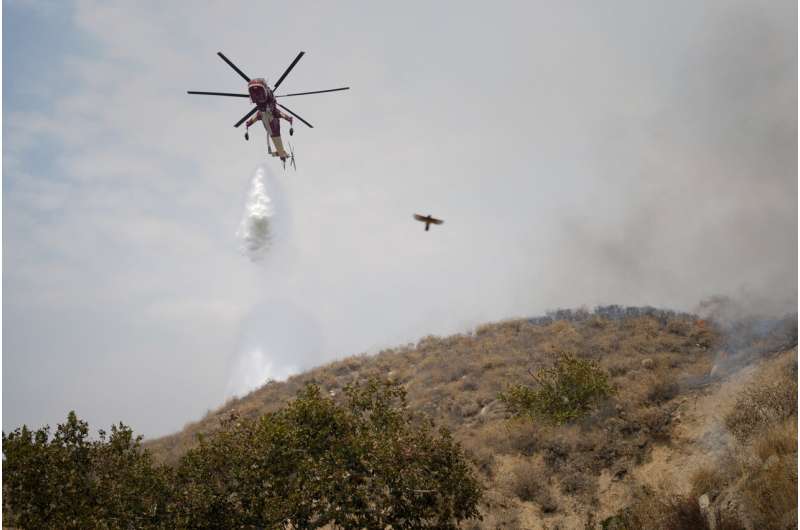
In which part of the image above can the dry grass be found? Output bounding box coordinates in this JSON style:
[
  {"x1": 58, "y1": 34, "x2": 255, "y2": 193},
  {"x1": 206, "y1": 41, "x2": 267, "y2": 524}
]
[
  {"x1": 646, "y1": 374, "x2": 680, "y2": 404},
  {"x1": 612, "y1": 493, "x2": 746, "y2": 530},
  {"x1": 508, "y1": 457, "x2": 557, "y2": 512},
  {"x1": 149, "y1": 312, "x2": 699, "y2": 454},
  {"x1": 740, "y1": 454, "x2": 797, "y2": 530},
  {"x1": 559, "y1": 466, "x2": 592, "y2": 495},
  {"x1": 724, "y1": 374, "x2": 797, "y2": 442},
  {"x1": 730, "y1": 378, "x2": 798, "y2": 530},
  {"x1": 639, "y1": 495, "x2": 709, "y2": 530},
  {"x1": 689, "y1": 465, "x2": 726, "y2": 497},
  {"x1": 679, "y1": 351, "x2": 798, "y2": 530},
  {"x1": 753, "y1": 417, "x2": 797, "y2": 463},
  {"x1": 630, "y1": 405, "x2": 673, "y2": 440},
  {"x1": 146, "y1": 309, "x2": 720, "y2": 507},
  {"x1": 139, "y1": 307, "x2": 796, "y2": 528},
  {"x1": 502, "y1": 419, "x2": 544, "y2": 456}
]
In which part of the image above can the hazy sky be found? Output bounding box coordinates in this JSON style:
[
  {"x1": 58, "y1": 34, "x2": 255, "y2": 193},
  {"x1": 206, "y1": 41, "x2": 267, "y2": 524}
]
[{"x1": 3, "y1": 0, "x2": 796, "y2": 438}]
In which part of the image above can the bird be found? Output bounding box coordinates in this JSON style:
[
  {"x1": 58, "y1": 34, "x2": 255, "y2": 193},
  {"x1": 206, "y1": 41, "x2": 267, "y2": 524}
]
[{"x1": 413, "y1": 214, "x2": 444, "y2": 231}]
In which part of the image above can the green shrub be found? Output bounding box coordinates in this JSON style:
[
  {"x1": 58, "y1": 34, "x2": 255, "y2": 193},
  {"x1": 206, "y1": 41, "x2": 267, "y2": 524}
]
[{"x1": 499, "y1": 353, "x2": 614, "y2": 424}]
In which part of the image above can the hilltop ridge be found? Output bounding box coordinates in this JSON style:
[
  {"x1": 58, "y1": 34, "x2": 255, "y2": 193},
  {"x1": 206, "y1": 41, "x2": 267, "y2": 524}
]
[{"x1": 145, "y1": 305, "x2": 797, "y2": 528}]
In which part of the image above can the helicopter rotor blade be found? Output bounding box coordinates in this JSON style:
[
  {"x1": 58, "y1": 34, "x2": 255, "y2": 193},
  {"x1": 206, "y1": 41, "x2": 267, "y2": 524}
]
[
  {"x1": 277, "y1": 103, "x2": 313, "y2": 128},
  {"x1": 273, "y1": 51, "x2": 305, "y2": 90},
  {"x1": 217, "y1": 52, "x2": 251, "y2": 82},
  {"x1": 275, "y1": 87, "x2": 350, "y2": 98},
  {"x1": 234, "y1": 106, "x2": 259, "y2": 128},
  {"x1": 187, "y1": 91, "x2": 250, "y2": 98}
]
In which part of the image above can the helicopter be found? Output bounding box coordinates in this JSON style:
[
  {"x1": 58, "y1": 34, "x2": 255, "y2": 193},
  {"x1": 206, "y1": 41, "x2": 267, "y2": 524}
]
[{"x1": 188, "y1": 51, "x2": 349, "y2": 168}]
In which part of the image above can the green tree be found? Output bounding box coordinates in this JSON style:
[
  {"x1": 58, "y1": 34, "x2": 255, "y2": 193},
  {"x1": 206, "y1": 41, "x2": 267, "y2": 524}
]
[
  {"x1": 171, "y1": 379, "x2": 483, "y2": 529},
  {"x1": 500, "y1": 353, "x2": 614, "y2": 424},
  {"x1": 3, "y1": 412, "x2": 170, "y2": 529},
  {"x1": 4, "y1": 380, "x2": 482, "y2": 528}
]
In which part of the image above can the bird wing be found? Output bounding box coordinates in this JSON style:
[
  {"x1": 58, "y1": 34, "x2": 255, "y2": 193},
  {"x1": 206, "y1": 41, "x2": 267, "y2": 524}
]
[
  {"x1": 413, "y1": 214, "x2": 428, "y2": 222},
  {"x1": 430, "y1": 217, "x2": 444, "y2": 225}
]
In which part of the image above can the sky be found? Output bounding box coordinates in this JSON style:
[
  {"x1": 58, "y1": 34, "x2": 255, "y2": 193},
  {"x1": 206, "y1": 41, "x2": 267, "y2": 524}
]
[{"x1": 3, "y1": 0, "x2": 797, "y2": 438}]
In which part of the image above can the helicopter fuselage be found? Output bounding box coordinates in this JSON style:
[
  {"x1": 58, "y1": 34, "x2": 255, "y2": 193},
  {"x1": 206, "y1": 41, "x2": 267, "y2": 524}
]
[{"x1": 247, "y1": 78, "x2": 274, "y2": 111}]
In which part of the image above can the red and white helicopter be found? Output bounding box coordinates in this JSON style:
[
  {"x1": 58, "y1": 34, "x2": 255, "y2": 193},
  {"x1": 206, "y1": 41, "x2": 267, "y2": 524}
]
[{"x1": 188, "y1": 51, "x2": 349, "y2": 169}]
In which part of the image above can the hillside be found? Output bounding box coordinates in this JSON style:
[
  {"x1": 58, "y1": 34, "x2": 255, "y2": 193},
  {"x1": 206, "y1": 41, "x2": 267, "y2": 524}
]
[{"x1": 146, "y1": 306, "x2": 798, "y2": 529}]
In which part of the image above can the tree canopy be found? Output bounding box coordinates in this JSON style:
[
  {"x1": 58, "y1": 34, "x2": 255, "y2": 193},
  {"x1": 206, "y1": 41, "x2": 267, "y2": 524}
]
[{"x1": 3, "y1": 379, "x2": 482, "y2": 529}]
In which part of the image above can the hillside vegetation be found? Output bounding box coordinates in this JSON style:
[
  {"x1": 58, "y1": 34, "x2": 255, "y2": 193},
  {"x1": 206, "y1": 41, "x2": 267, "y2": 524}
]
[
  {"x1": 5, "y1": 305, "x2": 797, "y2": 529},
  {"x1": 143, "y1": 305, "x2": 796, "y2": 529},
  {"x1": 4, "y1": 381, "x2": 482, "y2": 529}
]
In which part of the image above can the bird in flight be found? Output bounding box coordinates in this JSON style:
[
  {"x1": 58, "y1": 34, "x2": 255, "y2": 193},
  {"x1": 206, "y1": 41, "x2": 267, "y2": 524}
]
[{"x1": 413, "y1": 214, "x2": 444, "y2": 231}]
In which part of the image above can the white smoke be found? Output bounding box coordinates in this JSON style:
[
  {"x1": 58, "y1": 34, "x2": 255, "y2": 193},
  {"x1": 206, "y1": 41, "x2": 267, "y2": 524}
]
[{"x1": 236, "y1": 165, "x2": 275, "y2": 262}]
